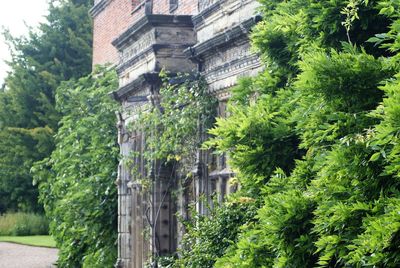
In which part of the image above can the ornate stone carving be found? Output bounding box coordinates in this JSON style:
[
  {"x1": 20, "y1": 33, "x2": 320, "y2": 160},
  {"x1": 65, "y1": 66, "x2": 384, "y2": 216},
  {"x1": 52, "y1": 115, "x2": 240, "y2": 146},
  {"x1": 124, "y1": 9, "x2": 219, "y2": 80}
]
[
  {"x1": 203, "y1": 42, "x2": 251, "y2": 72},
  {"x1": 120, "y1": 31, "x2": 156, "y2": 64}
]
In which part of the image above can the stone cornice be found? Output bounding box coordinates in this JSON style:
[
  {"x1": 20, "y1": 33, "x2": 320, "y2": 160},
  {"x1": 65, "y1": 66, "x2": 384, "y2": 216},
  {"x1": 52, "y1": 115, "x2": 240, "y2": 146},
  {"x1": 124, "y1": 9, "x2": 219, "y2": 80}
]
[
  {"x1": 112, "y1": 15, "x2": 194, "y2": 50},
  {"x1": 185, "y1": 15, "x2": 262, "y2": 59},
  {"x1": 206, "y1": 53, "x2": 260, "y2": 77},
  {"x1": 111, "y1": 71, "x2": 194, "y2": 101},
  {"x1": 110, "y1": 72, "x2": 161, "y2": 101},
  {"x1": 193, "y1": 0, "x2": 224, "y2": 27},
  {"x1": 194, "y1": 0, "x2": 255, "y2": 28},
  {"x1": 116, "y1": 46, "x2": 153, "y2": 75},
  {"x1": 89, "y1": 0, "x2": 111, "y2": 18},
  {"x1": 116, "y1": 44, "x2": 192, "y2": 75}
]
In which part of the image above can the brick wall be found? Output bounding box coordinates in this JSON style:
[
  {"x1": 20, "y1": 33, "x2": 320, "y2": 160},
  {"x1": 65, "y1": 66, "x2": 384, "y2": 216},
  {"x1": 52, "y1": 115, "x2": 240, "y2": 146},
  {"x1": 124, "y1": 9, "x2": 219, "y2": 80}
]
[
  {"x1": 93, "y1": 0, "x2": 198, "y2": 66},
  {"x1": 92, "y1": 0, "x2": 139, "y2": 66}
]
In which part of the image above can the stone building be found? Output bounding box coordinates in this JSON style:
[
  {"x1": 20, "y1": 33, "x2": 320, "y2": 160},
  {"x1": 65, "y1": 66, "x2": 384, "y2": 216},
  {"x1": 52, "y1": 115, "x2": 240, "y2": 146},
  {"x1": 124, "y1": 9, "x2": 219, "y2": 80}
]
[{"x1": 89, "y1": 0, "x2": 263, "y2": 267}]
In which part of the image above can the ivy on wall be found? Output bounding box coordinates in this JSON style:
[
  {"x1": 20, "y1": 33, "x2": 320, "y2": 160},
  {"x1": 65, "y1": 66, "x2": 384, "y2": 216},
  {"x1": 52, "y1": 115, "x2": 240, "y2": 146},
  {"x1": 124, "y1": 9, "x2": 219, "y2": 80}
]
[
  {"x1": 127, "y1": 71, "x2": 217, "y2": 266},
  {"x1": 129, "y1": 71, "x2": 217, "y2": 178}
]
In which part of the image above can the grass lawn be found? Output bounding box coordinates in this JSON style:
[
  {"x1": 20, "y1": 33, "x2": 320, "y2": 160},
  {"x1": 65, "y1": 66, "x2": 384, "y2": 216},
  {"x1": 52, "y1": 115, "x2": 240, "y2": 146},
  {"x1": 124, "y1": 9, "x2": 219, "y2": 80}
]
[{"x1": 0, "y1": 235, "x2": 56, "y2": 248}]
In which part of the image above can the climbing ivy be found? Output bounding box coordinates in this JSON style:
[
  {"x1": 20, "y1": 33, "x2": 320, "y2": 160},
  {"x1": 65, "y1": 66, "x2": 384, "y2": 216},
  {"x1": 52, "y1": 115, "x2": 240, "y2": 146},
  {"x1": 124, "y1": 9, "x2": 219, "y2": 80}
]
[
  {"x1": 129, "y1": 71, "x2": 217, "y2": 178},
  {"x1": 127, "y1": 72, "x2": 217, "y2": 266}
]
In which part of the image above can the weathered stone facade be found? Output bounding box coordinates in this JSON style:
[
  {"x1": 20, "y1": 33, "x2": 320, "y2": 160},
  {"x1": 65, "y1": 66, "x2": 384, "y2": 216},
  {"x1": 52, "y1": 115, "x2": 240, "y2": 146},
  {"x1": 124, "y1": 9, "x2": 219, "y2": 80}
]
[{"x1": 90, "y1": 0, "x2": 263, "y2": 267}]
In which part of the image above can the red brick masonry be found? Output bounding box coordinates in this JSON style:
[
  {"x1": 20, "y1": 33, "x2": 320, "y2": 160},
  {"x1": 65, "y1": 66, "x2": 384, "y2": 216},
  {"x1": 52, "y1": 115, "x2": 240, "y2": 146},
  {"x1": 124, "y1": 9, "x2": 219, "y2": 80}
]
[{"x1": 92, "y1": 0, "x2": 198, "y2": 66}]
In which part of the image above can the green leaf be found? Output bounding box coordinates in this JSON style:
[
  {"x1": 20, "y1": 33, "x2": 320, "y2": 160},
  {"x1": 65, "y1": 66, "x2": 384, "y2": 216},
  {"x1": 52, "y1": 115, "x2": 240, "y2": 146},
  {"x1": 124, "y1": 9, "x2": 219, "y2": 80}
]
[{"x1": 369, "y1": 152, "x2": 381, "y2": 162}]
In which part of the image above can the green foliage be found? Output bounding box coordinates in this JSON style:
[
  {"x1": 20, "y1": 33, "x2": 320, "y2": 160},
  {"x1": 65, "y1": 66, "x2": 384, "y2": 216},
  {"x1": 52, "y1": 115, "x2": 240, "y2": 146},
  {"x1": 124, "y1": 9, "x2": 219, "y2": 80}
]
[
  {"x1": 175, "y1": 197, "x2": 258, "y2": 268},
  {"x1": 0, "y1": 212, "x2": 49, "y2": 236},
  {"x1": 185, "y1": 0, "x2": 400, "y2": 267},
  {"x1": 205, "y1": 89, "x2": 300, "y2": 195},
  {"x1": 229, "y1": 71, "x2": 282, "y2": 104},
  {"x1": 0, "y1": 127, "x2": 53, "y2": 213},
  {"x1": 0, "y1": 0, "x2": 93, "y2": 213},
  {"x1": 371, "y1": 72, "x2": 400, "y2": 178},
  {"x1": 368, "y1": 0, "x2": 400, "y2": 62},
  {"x1": 32, "y1": 67, "x2": 119, "y2": 267},
  {"x1": 296, "y1": 46, "x2": 389, "y2": 112},
  {"x1": 215, "y1": 165, "x2": 317, "y2": 268},
  {"x1": 131, "y1": 72, "x2": 217, "y2": 176}
]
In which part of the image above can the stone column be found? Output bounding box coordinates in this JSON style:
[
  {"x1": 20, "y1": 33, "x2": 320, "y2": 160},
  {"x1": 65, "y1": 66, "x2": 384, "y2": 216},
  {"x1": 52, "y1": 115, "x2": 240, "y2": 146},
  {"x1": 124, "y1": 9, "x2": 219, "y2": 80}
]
[{"x1": 116, "y1": 114, "x2": 133, "y2": 268}]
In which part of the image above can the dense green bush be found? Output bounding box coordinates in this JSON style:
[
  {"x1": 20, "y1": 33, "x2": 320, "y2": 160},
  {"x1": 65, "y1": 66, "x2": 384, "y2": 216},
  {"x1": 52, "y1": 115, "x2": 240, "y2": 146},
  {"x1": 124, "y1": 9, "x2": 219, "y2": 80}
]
[
  {"x1": 32, "y1": 67, "x2": 119, "y2": 267},
  {"x1": 175, "y1": 198, "x2": 258, "y2": 268},
  {"x1": 0, "y1": 212, "x2": 49, "y2": 236},
  {"x1": 177, "y1": 0, "x2": 400, "y2": 267},
  {"x1": 206, "y1": 89, "x2": 301, "y2": 196}
]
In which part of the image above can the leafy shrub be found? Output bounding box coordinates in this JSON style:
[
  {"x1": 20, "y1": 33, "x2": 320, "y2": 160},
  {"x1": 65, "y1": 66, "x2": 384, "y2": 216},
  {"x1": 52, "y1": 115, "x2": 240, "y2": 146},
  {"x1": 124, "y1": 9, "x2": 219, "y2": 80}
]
[
  {"x1": 174, "y1": 197, "x2": 258, "y2": 268},
  {"x1": 215, "y1": 165, "x2": 318, "y2": 268},
  {"x1": 0, "y1": 212, "x2": 49, "y2": 236},
  {"x1": 206, "y1": 89, "x2": 301, "y2": 196},
  {"x1": 0, "y1": 0, "x2": 93, "y2": 216},
  {"x1": 194, "y1": 0, "x2": 400, "y2": 267},
  {"x1": 32, "y1": 67, "x2": 119, "y2": 267}
]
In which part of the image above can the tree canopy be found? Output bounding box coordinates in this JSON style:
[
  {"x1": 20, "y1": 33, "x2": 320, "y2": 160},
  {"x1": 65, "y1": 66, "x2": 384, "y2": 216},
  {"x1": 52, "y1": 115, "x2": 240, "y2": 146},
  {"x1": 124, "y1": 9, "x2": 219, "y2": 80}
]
[
  {"x1": 0, "y1": 0, "x2": 93, "y2": 213},
  {"x1": 176, "y1": 0, "x2": 400, "y2": 267}
]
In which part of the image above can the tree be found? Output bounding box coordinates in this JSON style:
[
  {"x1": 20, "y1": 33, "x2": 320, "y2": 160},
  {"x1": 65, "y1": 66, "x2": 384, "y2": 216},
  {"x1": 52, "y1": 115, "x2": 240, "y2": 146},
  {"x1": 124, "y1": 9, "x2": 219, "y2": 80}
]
[
  {"x1": 177, "y1": 0, "x2": 400, "y2": 267},
  {"x1": 0, "y1": 0, "x2": 93, "y2": 213}
]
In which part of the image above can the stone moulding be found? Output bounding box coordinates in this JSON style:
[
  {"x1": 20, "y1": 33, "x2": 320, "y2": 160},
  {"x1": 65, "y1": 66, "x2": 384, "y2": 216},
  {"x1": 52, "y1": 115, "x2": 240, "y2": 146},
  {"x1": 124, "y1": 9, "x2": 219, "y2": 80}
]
[
  {"x1": 110, "y1": 72, "x2": 160, "y2": 101},
  {"x1": 206, "y1": 54, "x2": 262, "y2": 94},
  {"x1": 193, "y1": 0, "x2": 223, "y2": 26},
  {"x1": 112, "y1": 14, "x2": 194, "y2": 50},
  {"x1": 131, "y1": 0, "x2": 150, "y2": 15},
  {"x1": 112, "y1": 14, "x2": 197, "y2": 101},
  {"x1": 206, "y1": 53, "x2": 260, "y2": 80},
  {"x1": 110, "y1": 71, "x2": 197, "y2": 101},
  {"x1": 89, "y1": 0, "x2": 111, "y2": 17},
  {"x1": 192, "y1": 0, "x2": 224, "y2": 25},
  {"x1": 194, "y1": 0, "x2": 255, "y2": 28},
  {"x1": 185, "y1": 15, "x2": 262, "y2": 59},
  {"x1": 116, "y1": 44, "x2": 192, "y2": 75}
]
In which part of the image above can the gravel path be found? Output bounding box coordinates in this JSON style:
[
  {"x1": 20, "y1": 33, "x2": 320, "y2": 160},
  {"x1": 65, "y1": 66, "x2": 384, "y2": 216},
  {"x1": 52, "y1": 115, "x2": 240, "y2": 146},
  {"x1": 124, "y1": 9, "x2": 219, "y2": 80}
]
[{"x1": 0, "y1": 242, "x2": 58, "y2": 268}]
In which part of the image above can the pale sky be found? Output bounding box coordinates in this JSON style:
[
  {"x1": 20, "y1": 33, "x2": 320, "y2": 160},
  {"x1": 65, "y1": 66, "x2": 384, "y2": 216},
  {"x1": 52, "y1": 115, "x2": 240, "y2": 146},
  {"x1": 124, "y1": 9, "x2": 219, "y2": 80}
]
[{"x1": 0, "y1": 0, "x2": 49, "y2": 85}]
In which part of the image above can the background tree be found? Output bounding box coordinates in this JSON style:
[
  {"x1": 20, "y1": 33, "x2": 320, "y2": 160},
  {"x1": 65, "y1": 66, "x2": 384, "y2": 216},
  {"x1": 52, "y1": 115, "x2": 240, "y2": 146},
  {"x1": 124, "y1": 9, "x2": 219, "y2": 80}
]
[{"x1": 0, "y1": 0, "x2": 93, "y2": 213}]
